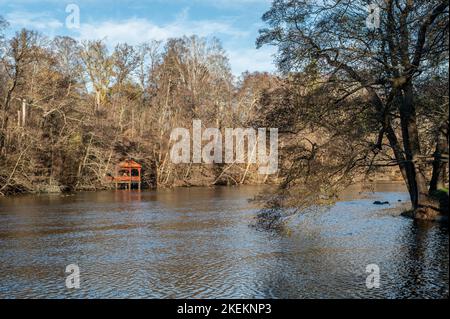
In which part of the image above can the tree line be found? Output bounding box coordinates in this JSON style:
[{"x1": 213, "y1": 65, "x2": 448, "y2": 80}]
[{"x1": 0, "y1": 20, "x2": 278, "y2": 195}]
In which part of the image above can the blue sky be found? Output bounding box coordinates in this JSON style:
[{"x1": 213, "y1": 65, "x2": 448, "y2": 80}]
[{"x1": 1, "y1": 0, "x2": 277, "y2": 76}]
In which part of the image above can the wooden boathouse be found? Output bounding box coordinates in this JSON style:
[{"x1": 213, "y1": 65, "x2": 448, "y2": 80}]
[{"x1": 113, "y1": 159, "x2": 142, "y2": 190}]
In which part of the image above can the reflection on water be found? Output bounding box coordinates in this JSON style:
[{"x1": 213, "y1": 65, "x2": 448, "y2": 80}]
[{"x1": 0, "y1": 185, "x2": 448, "y2": 299}]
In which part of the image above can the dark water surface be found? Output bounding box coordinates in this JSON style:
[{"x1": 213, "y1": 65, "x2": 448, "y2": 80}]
[{"x1": 0, "y1": 185, "x2": 448, "y2": 299}]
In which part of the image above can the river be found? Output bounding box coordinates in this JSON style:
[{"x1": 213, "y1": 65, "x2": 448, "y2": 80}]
[{"x1": 0, "y1": 184, "x2": 448, "y2": 299}]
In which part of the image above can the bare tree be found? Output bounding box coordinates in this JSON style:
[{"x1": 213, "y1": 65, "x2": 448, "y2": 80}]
[
  {"x1": 257, "y1": 0, "x2": 449, "y2": 220},
  {"x1": 0, "y1": 29, "x2": 40, "y2": 155},
  {"x1": 80, "y1": 40, "x2": 114, "y2": 113}
]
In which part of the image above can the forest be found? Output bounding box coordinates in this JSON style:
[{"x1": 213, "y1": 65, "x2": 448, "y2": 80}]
[
  {"x1": 0, "y1": 25, "x2": 280, "y2": 194},
  {"x1": 0, "y1": 0, "x2": 449, "y2": 221}
]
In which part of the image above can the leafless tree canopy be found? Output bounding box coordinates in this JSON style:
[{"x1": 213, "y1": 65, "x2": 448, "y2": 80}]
[
  {"x1": 256, "y1": 0, "x2": 449, "y2": 221},
  {"x1": 0, "y1": 26, "x2": 278, "y2": 195}
]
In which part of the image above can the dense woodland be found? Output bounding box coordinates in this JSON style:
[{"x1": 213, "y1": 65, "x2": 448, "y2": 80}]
[
  {"x1": 0, "y1": 22, "x2": 280, "y2": 194},
  {"x1": 1, "y1": 0, "x2": 449, "y2": 221}
]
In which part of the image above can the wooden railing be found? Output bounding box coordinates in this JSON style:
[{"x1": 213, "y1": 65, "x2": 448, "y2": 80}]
[{"x1": 113, "y1": 176, "x2": 141, "y2": 183}]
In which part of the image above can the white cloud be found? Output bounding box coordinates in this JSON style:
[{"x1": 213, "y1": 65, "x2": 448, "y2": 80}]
[
  {"x1": 5, "y1": 11, "x2": 63, "y2": 31},
  {"x1": 228, "y1": 46, "x2": 277, "y2": 76},
  {"x1": 76, "y1": 17, "x2": 248, "y2": 44},
  {"x1": 161, "y1": 0, "x2": 272, "y2": 9},
  {"x1": 3, "y1": 5, "x2": 276, "y2": 76},
  {"x1": 74, "y1": 15, "x2": 276, "y2": 75},
  {"x1": 75, "y1": 17, "x2": 276, "y2": 75}
]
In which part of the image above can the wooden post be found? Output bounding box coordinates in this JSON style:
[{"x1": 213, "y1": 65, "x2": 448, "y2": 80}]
[
  {"x1": 115, "y1": 166, "x2": 118, "y2": 190},
  {"x1": 22, "y1": 99, "x2": 26, "y2": 127},
  {"x1": 138, "y1": 168, "x2": 141, "y2": 190},
  {"x1": 128, "y1": 167, "x2": 132, "y2": 190}
]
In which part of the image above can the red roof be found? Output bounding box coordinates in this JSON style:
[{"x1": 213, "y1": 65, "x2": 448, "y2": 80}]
[{"x1": 118, "y1": 160, "x2": 142, "y2": 169}]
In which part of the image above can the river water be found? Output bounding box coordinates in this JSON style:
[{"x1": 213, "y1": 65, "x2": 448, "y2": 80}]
[{"x1": 0, "y1": 184, "x2": 448, "y2": 299}]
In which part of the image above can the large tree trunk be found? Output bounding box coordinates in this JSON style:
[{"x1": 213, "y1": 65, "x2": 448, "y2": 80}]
[
  {"x1": 1, "y1": 65, "x2": 20, "y2": 157},
  {"x1": 429, "y1": 122, "x2": 449, "y2": 193},
  {"x1": 399, "y1": 83, "x2": 443, "y2": 220},
  {"x1": 399, "y1": 84, "x2": 422, "y2": 205},
  {"x1": 0, "y1": 98, "x2": 11, "y2": 156}
]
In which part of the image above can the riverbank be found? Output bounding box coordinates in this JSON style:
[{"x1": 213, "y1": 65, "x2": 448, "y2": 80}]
[{"x1": 336, "y1": 183, "x2": 448, "y2": 224}]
